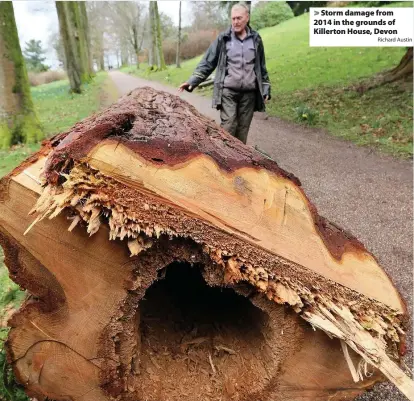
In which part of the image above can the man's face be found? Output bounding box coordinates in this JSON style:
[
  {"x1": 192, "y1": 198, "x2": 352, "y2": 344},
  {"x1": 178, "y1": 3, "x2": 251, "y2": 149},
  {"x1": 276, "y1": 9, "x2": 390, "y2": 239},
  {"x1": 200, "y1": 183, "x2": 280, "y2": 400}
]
[{"x1": 231, "y1": 7, "x2": 249, "y2": 34}]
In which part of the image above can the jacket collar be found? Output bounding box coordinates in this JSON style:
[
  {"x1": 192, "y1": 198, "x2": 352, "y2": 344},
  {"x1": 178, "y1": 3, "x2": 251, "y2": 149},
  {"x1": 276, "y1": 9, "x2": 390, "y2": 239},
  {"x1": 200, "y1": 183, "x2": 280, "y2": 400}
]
[{"x1": 223, "y1": 25, "x2": 257, "y2": 39}]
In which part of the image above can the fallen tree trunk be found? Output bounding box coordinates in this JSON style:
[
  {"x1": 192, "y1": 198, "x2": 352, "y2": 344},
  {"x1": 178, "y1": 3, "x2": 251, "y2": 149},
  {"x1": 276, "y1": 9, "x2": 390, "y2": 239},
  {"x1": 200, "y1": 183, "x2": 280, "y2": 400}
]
[
  {"x1": 0, "y1": 87, "x2": 412, "y2": 401},
  {"x1": 197, "y1": 76, "x2": 214, "y2": 88}
]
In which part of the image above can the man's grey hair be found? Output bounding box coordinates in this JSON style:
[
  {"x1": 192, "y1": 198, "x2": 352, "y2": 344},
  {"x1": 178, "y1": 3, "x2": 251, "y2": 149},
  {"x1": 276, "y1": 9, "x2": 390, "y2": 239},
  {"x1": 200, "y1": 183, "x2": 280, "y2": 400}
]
[{"x1": 231, "y1": 2, "x2": 250, "y2": 15}]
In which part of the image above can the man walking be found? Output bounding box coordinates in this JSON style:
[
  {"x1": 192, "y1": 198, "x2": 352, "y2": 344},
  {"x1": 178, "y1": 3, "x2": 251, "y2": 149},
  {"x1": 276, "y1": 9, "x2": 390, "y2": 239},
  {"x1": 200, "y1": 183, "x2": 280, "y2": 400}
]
[{"x1": 178, "y1": 2, "x2": 271, "y2": 144}]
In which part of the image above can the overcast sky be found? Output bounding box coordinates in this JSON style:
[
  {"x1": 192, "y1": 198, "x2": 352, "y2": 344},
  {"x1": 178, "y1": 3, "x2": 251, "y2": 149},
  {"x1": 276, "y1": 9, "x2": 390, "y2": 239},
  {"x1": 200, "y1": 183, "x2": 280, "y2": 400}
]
[{"x1": 13, "y1": 1, "x2": 193, "y2": 68}]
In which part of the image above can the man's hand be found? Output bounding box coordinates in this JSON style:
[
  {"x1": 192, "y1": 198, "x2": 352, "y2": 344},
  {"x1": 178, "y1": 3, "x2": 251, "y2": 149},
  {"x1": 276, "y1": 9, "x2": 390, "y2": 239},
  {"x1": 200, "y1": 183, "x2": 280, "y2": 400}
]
[
  {"x1": 178, "y1": 82, "x2": 193, "y2": 93},
  {"x1": 264, "y1": 95, "x2": 269, "y2": 104}
]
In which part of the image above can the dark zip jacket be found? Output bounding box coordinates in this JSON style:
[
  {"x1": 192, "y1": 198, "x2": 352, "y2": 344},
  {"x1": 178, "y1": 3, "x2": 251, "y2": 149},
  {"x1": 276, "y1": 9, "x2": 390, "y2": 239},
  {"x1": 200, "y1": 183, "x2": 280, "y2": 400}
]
[{"x1": 187, "y1": 27, "x2": 271, "y2": 112}]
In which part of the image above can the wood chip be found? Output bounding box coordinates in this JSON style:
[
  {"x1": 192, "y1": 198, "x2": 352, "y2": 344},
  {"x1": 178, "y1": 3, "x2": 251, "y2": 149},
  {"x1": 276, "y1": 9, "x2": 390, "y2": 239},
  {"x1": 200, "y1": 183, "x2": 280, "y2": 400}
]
[
  {"x1": 214, "y1": 345, "x2": 237, "y2": 355},
  {"x1": 340, "y1": 340, "x2": 360, "y2": 382},
  {"x1": 208, "y1": 353, "x2": 216, "y2": 375},
  {"x1": 68, "y1": 215, "x2": 81, "y2": 232}
]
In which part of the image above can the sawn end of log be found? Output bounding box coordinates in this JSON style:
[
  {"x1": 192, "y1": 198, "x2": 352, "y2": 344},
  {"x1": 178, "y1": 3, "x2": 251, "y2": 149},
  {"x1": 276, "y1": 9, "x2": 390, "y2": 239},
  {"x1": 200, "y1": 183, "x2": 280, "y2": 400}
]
[{"x1": 0, "y1": 87, "x2": 412, "y2": 401}]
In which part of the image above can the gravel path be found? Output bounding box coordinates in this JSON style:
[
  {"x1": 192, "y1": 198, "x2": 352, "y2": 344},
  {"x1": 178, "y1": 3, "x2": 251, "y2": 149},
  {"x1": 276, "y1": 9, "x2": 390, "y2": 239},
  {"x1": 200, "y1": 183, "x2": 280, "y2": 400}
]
[{"x1": 109, "y1": 70, "x2": 413, "y2": 401}]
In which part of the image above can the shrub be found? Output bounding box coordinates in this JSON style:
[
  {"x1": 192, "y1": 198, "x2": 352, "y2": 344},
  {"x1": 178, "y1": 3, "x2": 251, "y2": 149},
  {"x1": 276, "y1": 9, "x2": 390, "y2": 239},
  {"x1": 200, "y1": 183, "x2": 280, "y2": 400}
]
[
  {"x1": 332, "y1": 1, "x2": 394, "y2": 6},
  {"x1": 327, "y1": 1, "x2": 352, "y2": 7},
  {"x1": 162, "y1": 40, "x2": 177, "y2": 65},
  {"x1": 0, "y1": 344, "x2": 29, "y2": 401},
  {"x1": 294, "y1": 105, "x2": 319, "y2": 125},
  {"x1": 28, "y1": 70, "x2": 67, "y2": 87},
  {"x1": 163, "y1": 30, "x2": 219, "y2": 65},
  {"x1": 287, "y1": 1, "x2": 327, "y2": 15},
  {"x1": 251, "y1": 2, "x2": 294, "y2": 30},
  {"x1": 351, "y1": 1, "x2": 393, "y2": 5}
]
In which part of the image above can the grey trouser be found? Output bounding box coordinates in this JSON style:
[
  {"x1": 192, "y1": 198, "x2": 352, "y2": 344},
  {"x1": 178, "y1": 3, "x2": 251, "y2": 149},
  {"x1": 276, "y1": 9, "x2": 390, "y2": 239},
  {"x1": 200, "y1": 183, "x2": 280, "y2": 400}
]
[{"x1": 220, "y1": 88, "x2": 256, "y2": 144}]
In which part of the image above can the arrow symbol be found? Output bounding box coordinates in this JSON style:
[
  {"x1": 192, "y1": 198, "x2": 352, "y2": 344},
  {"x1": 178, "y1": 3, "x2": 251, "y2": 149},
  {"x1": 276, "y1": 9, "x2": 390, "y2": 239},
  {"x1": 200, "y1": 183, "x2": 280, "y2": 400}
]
[{"x1": 314, "y1": 10, "x2": 319, "y2": 15}]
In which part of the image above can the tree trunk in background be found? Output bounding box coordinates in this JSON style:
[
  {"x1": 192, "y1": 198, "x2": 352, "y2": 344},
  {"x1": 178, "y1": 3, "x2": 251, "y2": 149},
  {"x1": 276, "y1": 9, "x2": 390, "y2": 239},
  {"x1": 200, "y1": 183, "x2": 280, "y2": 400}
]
[
  {"x1": 56, "y1": 1, "x2": 92, "y2": 89},
  {"x1": 148, "y1": 2, "x2": 156, "y2": 69},
  {"x1": 131, "y1": 24, "x2": 140, "y2": 68},
  {"x1": 138, "y1": 20, "x2": 146, "y2": 68},
  {"x1": 361, "y1": 48, "x2": 413, "y2": 93},
  {"x1": 56, "y1": 2, "x2": 82, "y2": 92},
  {"x1": 86, "y1": 1, "x2": 105, "y2": 72},
  {"x1": 79, "y1": 1, "x2": 94, "y2": 76},
  {"x1": 121, "y1": 42, "x2": 129, "y2": 67},
  {"x1": 176, "y1": 1, "x2": 181, "y2": 68},
  {"x1": 155, "y1": 34, "x2": 161, "y2": 69},
  {"x1": 1, "y1": 87, "x2": 411, "y2": 401},
  {"x1": 0, "y1": 1, "x2": 43, "y2": 148},
  {"x1": 383, "y1": 47, "x2": 413, "y2": 84},
  {"x1": 154, "y1": 2, "x2": 166, "y2": 70},
  {"x1": 68, "y1": 1, "x2": 92, "y2": 82},
  {"x1": 129, "y1": 50, "x2": 135, "y2": 66},
  {"x1": 99, "y1": 32, "x2": 105, "y2": 71}
]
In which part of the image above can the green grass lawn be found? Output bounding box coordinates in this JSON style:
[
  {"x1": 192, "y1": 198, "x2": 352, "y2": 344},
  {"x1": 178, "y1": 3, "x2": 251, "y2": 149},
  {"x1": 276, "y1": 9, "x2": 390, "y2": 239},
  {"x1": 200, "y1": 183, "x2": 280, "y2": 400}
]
[
  {"x1": 122, "y1": 2, "x2": 413, "y2": 157},
  {"x1": 0, "y1": 72, "x2": 110, "y2": 179}
]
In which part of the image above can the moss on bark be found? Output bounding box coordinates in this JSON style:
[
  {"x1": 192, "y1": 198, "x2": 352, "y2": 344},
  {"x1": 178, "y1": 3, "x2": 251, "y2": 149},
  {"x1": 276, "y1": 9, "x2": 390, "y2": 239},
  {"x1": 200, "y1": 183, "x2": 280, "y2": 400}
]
[
  {"x1": 0, "y1": 123, "x2": 12, "y2": 149},
  {"x1": 148, "y1": 2, "x2": 156, "y2": 69},
  {"x1": 68, "y1": 2, "x2": 91, "y2": 84},
  {"x1": 56, "y1": 1, "x2": 93, "y2": 93},
  {"x1": 0, "y1": 1, "x2": 43, "y2": 149},
  {"x1": 70, "y1": 1, "x2": 91, "y2": 83},
  {"x1": 154, "y1": 2, "x2": 166, "y2": 71},
  {"x1": 56, "y1": 2, "x2": 82, "y2": 93},
  {"x1": 78, "y1": 1, "x2": 94, "y2": 76}
]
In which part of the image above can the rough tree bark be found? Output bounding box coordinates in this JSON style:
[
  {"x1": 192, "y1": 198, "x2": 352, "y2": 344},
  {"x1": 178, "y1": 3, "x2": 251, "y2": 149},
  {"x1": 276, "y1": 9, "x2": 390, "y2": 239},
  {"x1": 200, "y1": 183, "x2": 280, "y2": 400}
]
[
  {"x1": 86, "y1": 1, "x2": 105, "y2": 72},
  {"x1": 120, "y1": 42, "x2": 129, "y2": 68},
  {"x1": 148, "y1": 2, "x2": 156, "y2": 69},
  {"x1": 154, "y1": 2, "x2": 166, "y2": 70},
  {"x1": 79, "y1": 1, "x2": 94, "y2": 76},
  {"x1": 382, "y1": 47, "x2": 413, "y2": 84},
  {"x1": 131, "y1": 24, "x2": 140, "y2": 68},
  {"x1": 356, "y1": 47, "x2": 413, "y2": 93},
  {"x1": 55, "y1": 2, "x2": 82, "y2": 93},
  {"x1": 128, "y1": 3, "x2": 145, "y2": 69},
  {"x1": 55, "y1": 1, "x2": 92, "y2": 93},
  {"x1": 0, "y1": 1, "x2": 43, "y2": 149},
  {"x1": 69, "y1": 1, "x2": 92, "y2": 83},
  {"x1": 0, "y1": 88, "x2": 412, "y2": 401},
  {"x1": 148, "y1": 1, "x2": 165, "y2": 71},
  {"x1": 99, "y1": 43, "x2": 105, "y2": 71},
  {"x1": 176, "y1": 1, "x2": 182, "y2": 68}
]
